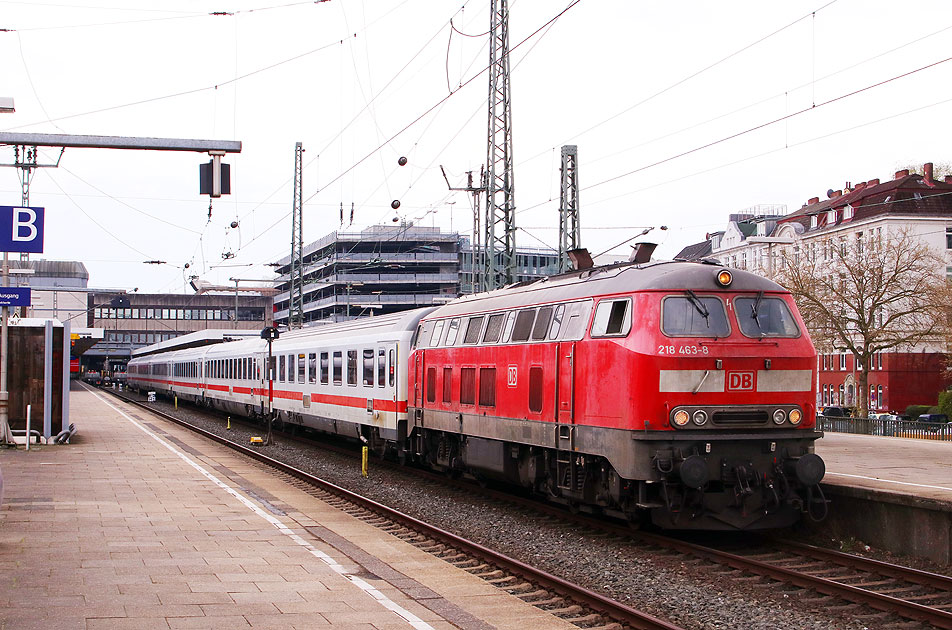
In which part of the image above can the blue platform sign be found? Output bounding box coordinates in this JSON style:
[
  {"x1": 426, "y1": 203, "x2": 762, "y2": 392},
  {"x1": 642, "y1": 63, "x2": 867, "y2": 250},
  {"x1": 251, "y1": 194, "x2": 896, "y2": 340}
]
[
  {"x1": 0, "y1": 206, "x2": 44, "y2": 254},
  {"x1": 0, "y1": 287, "x2": 30, "y2": 307}
]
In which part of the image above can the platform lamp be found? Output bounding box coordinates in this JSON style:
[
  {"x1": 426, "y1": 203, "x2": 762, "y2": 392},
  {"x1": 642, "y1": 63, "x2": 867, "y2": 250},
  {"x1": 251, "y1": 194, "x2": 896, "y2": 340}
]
[
  {"x1": 0, "y1": 97, "x2": 14, "y2": 446},
  {"x1": 261, "y1": 326, "x2": 279, "y2": 445}
]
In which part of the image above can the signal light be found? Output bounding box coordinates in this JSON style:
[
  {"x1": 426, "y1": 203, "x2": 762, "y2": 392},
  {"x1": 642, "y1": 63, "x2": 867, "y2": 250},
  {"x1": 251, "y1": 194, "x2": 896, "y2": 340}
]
[{"x1": 715, "y1": 269, "x2": 733, "y2": 287}]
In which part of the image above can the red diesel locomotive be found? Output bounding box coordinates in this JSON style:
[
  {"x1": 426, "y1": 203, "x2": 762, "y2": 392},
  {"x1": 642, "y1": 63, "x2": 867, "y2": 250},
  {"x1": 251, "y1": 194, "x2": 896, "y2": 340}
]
[
  {"x1": 407, "y1": 259, "x2": 825, "y2": 530},
  {"x1": 128, "y1": 259, "x2": 825, "y2": 530}
]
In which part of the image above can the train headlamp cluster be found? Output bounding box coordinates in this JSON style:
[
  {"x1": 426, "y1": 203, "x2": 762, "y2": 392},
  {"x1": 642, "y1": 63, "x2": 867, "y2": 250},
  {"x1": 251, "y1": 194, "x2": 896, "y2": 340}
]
[
  {"x1": 715, "y1": 269, "x2": 733, "y2": 287},
  {"x1": 692, "y1": 410, "x2": 708, "y2": 426},
  {"x1": 788, "y1": 409, "x2": 802, "y2": 425},
  {"x1": 673, "y1": 410, "x2": 690, "y2": 426},
  {"x1": 772, "y1": 409, "x2": 787, "y2": 425},
  {"x1": 672, "y1": 406, "x2": 805, "y2": 428}
]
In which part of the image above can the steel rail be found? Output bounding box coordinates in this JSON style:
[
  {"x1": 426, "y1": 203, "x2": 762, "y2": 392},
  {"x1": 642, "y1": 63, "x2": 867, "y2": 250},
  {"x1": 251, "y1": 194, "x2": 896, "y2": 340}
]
[
  {"x1": 635, "y1": 531, "x2": 952, "y2": 630},
  {"x1": 102, "y1": 388, "x2": 683, "y2": 630}
]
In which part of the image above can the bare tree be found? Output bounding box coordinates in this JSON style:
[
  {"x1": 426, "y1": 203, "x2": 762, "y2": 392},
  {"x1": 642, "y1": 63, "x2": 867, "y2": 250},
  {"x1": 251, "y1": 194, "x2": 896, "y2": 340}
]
[{"x1": 776, "y1": 228, "x2": 947, "y2": 417}]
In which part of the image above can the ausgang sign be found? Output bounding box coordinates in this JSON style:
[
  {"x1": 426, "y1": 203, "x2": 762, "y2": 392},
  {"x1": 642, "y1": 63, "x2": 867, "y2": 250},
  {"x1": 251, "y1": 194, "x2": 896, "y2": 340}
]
[
  {"x1": 0, "y1": 206, "x2": 44, "y2": 254},
  {"x1": 0, "y1": 288, "x2": 30, "y2": 307}
]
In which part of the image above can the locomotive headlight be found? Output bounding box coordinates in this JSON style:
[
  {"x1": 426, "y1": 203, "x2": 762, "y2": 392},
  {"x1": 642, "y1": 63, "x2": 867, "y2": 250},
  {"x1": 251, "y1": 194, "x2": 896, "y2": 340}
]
[
  {"x1": 692, "y1": 410, "x2": 708, "y2": 426},
  {"x1": 788, "y1": 409, "x2": 802, "y2": 425},
  {"x1": 772, "y1": 409, "x2": 787, "y2": 425},
  {"x1": 673, "y1": 410, "x2": 690, "y2": 427},
  {"x1": 715, "y1": 269, "x2": 733, "y2": 287}
]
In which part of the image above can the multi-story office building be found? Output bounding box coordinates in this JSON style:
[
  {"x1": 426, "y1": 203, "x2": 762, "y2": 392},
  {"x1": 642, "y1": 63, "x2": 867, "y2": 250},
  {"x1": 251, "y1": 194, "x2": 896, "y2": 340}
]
[
  {"x1": 272, "y1": 223, "x2": 560, "y2": 326},
  {"x1": 85, "y1": 291, "x2": 273, "y2": 367}
]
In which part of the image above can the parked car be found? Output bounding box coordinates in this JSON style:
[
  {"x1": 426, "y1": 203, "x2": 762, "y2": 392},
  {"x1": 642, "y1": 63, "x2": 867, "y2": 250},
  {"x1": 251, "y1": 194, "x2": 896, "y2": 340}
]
[
  {"x1": 918, "y1": 413, "x2": 949, "y2": 424},
  {"x1": 820, "y1": 406, "x2": 853, "y2": 417}
]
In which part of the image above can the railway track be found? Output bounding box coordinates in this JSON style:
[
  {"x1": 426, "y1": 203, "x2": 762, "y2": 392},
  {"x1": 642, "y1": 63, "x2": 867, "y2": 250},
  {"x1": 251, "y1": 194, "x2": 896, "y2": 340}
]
[
  {"x1": 97, "y1": 385, "x2": 681, "y2": 630},
  {"x1": 103, "y1": 385, "x2": 952, "y2": 629}
]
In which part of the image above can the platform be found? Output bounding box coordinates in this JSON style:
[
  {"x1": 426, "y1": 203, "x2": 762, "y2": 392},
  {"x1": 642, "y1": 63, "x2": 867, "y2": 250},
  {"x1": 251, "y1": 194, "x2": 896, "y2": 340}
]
[
  {"x1": 817, "y1": 432, "x2": 952, "y2": 503},
  {"x1": 0, "y1": 386, "x2": 577, "y2": 630}
]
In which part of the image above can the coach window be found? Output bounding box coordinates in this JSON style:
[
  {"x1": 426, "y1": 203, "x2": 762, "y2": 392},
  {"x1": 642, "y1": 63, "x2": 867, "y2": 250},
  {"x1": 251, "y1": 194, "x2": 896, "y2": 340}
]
[
  {"x1": 308, "y1": 353, "x2": 317, "y2": 384},
  {"x1": 388, "y1": 349, "x2": 395, "y2": 386},
  {"x1": 426, "y1": 367, "x2": 437, "y2": 403},
  {"x1": 320, "y1": 352, "x2": 329, "y2": 384},
  {"x1": 460, "y1": 367, "x2": 476, "y2": 405},
  {"x1": 463, "y1": 316, "x2": 484, "y2": 344},
  {"x1": 298, "y1": 354, "x2": 306, "y2": 383},
  {"x1": 591, "y1": 298, "x2": 632, "y2": 337},
  {"x1": 363, "y1": 349, "x2": 375, "y2": 386},
  {"x1": 279, "y1": 355, "x2": 286, "y2": 382},
  {"x1": 377, "y1": 348, "x2": 386, "y2": 387},
  {"x1": 479, "y1": 367, "x2": 496, "y2": 407},
  {"x1": 511, "y1": 309, "x2": 536, "y2": 342},
  {"x1": 482, "y1": 313, "x2": 505, "y2": 343},
  {"x1": 333, "y1": 351, "x2": 343, "y2": 385},
  {"x1": 442, "y1": 367, "x2": 453, "y2": 403},
  {"x1": 430, "y1": 320, "x2": 446, "y2": 346},
  {"x1": 347, "y1": 350, "x2": 358, "y2": 386},
  {"x1": 532, "y1": 307, "x2": 553, "y2": 341},
  {"x1": 287, "y1": 355, "x2": 294, "y2": 381},
  {"x1": 445, "y1": 319, "x2": 461, "y2": 345}
]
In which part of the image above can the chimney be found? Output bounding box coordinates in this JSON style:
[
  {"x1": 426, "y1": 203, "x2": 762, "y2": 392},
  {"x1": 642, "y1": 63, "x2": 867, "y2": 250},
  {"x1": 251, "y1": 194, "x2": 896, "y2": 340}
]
[
  {"x1": 807, "y1": 197, "x2": 819, "y2": 205},
  {"x1": 867, "y1": 178, "x2": 880, "y2": 186},
  {"x1": 830, "y1": 190, "x2": 842, "y2": 199},
  {"x1": 924, "y1": 162, "x2": 934, "y2": 184},
  {"x1": 845, "y1": 181, "x2": 851, "y2": 191},
  {"x1": 894, "y1": 169, "x2": 910, "y2": 179}
]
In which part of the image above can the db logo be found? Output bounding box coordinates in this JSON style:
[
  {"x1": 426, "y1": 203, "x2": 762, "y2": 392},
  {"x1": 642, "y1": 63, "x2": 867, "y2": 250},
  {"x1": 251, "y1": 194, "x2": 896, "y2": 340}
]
[
  {"x1": 507, "y1": 366, "x2": 518, "y2": 387},
  {"x1": 726, "y1": 371, "x2": 755, "y2": 391}
]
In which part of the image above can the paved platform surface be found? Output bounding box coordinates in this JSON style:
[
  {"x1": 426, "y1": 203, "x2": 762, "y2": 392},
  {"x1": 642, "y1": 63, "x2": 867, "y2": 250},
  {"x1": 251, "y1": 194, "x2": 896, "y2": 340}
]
[
  {"x1": 817, "y1": 432, "x2": 952, "y2": 504},
  {"x1": 0, "y1": 386, "x2": 578, "y2": 630}
]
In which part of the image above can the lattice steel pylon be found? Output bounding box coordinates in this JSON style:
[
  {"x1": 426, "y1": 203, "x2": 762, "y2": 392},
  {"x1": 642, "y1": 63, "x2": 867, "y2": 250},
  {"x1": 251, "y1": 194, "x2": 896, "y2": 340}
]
[
  {"x1": 483, "y1": 0, "x2": 516, "y2": 291},
  {"x1": 558, "y1": 145, "x2": 580, "y2": 272},
  {"x1": 289, "y1": 142, "x2": 305, "y2": 329}
]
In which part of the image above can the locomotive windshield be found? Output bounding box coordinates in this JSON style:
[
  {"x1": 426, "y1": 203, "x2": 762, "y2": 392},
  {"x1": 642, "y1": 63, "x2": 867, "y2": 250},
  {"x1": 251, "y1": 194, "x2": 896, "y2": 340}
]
[
  {"x1": 661, "y1": 294, "x2": 730, "y2": 337},
  {"x1": 734, "y1": 295, "x2": 800, "y2": 338}
]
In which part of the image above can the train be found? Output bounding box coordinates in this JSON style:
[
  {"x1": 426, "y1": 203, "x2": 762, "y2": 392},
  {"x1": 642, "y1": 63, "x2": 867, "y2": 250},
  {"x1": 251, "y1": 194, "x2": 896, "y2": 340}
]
[{"x1": 127, "y1": 258, "x2": 826, "y2": 530}]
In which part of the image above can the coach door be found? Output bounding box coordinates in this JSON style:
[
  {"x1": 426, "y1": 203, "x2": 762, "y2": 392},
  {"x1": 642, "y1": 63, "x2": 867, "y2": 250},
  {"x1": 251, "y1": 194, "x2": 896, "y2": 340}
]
[{"x1": 556, "y1": 341, "x2": 575, "y2": 424}]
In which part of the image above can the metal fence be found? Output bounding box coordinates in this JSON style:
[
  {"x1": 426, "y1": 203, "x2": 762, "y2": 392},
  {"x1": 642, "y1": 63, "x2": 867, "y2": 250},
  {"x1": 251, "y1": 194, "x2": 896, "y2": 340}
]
[{"x1": 818, "y1": 416, "x2": 952, "y2": 440}]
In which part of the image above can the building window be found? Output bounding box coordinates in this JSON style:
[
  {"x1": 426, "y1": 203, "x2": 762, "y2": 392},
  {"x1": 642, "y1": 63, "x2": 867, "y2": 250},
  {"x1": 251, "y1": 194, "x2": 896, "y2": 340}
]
[{"x1": 839, "y1": 353, "x2": 847, "y2": 370}]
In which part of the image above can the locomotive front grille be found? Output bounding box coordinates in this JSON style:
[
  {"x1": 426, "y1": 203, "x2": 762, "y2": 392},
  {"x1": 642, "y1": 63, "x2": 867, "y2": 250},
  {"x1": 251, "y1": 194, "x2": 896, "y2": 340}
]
[{"x1": 711, "y1": 410, "x2": 768, "y2": 425}]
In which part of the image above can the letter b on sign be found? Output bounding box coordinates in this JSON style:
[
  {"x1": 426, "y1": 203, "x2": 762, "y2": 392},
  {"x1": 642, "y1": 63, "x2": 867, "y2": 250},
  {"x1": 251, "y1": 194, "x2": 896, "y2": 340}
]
[
  {"x1": 727, "y1": 371, "x2": 754, "y2": 391},
  {"x1": 0, "y1": 206, "x2": 44, "y2": 254}
]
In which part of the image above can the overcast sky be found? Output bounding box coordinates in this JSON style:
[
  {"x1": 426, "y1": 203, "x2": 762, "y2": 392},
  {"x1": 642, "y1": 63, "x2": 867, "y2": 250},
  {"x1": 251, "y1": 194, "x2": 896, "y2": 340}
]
[{"x1": 1, "y1": 0, "x2": 950, "y2": 293}]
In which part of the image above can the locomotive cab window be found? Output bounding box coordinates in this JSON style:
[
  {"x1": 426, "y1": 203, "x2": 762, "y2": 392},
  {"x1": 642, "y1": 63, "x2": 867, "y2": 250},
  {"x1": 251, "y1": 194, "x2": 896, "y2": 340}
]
[
  {"x1": 734, "y1": 295, "x2": 801, "y2": 338},
  {"x1": 430, "y1": 320, "x2": 445, "y2": 346},
  {"x1": 661, "y1": 294, "x2": 730, "y2": 338},
  {"x1": 591, "y1": 298, "x2": 632, "y2": 337}
]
